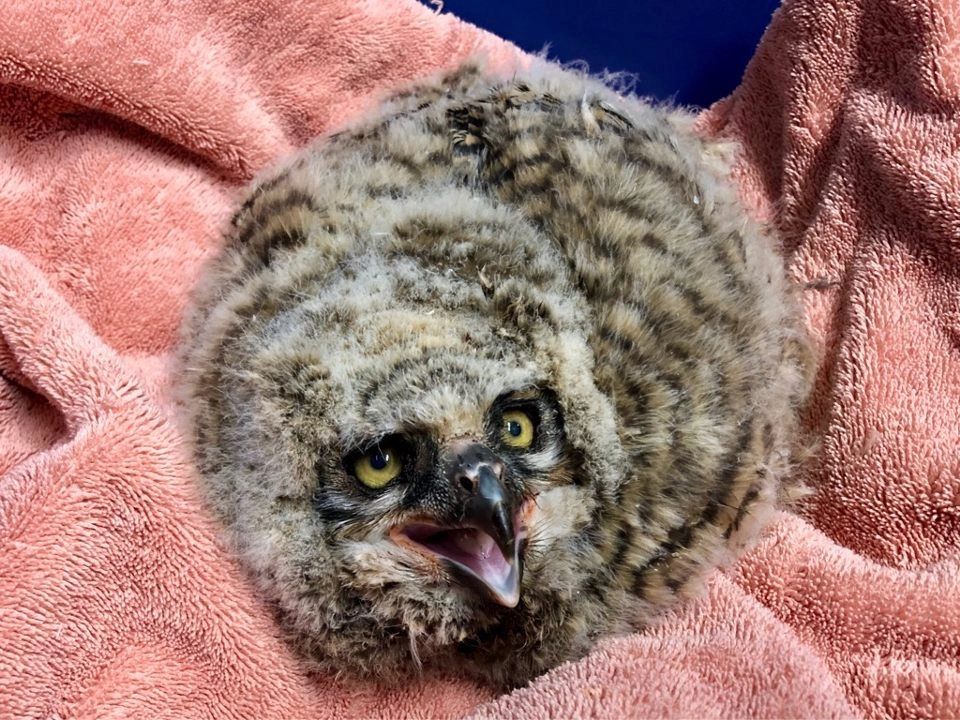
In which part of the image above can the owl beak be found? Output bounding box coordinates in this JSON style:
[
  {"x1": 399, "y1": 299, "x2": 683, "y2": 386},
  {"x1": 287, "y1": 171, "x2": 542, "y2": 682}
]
[
  {"x1": 455, "y1": 460, "x2": 524, "y2": 607},
  {"x1": 393, "y1": 444, "x2": 525, "y2": 608}
]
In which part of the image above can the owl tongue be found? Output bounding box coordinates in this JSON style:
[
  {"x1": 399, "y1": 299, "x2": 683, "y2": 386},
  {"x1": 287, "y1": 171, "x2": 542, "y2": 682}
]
[{"x1": 398, "y1": 523, "x2": 523, "y2": 607}]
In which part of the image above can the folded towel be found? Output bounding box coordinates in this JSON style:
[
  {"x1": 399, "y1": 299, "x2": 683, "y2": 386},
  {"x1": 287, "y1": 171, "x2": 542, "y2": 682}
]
[{"x1": 1, "y1": 0, "x2": 957, "y2": 718}]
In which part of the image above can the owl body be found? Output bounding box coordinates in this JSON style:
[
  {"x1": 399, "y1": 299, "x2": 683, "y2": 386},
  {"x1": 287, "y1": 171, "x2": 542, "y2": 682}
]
[{"x1": 180, "y1": 63, "x2": 811, "y2": 687}]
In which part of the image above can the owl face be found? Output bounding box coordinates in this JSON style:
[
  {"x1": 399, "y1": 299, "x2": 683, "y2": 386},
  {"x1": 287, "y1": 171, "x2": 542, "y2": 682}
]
[
  {"x1": 243, "y1": 349, "x2": 611, "y2": 686},
  {"x1": 321, "y1": 385, "x2": 569, "y2": 609}
]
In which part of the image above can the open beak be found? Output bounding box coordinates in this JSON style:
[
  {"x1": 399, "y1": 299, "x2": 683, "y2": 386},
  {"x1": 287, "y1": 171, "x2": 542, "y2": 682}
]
[{"x1": 392, "y1": 444, "x2": 525, "y2": 607}]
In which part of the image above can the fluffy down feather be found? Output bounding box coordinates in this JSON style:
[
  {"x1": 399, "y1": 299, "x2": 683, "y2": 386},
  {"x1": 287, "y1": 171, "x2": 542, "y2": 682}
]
[{"x1": 178, "y1": 60, "x2": 813, "y2": 688}]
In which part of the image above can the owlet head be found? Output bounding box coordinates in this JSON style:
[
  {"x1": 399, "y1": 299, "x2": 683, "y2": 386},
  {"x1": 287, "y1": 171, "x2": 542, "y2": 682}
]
[
  {"x1": 182, "y1": 62, "x2": 805, "y2": 690},
  {"x1": 181, "y1": 167, "x2": 627, "y2": 686}
]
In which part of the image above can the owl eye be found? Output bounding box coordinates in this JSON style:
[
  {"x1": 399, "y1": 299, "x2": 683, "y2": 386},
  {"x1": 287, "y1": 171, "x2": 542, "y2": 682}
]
[
  {"x1": 354, "y1": 444, "x2": 402, "y2": 489},
  {"x1": 501, "y1": 410, "x2": 535, "y2": 449}
]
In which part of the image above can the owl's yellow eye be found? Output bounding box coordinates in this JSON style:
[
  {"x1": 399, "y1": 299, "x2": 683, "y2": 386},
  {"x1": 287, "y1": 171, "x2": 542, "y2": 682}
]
[
  {"x1": 501, "y1": 410, "x2": 535, "y2": 449},
  {"x1": 354, "y1": 445, "x2": 402, "y2": 489}
]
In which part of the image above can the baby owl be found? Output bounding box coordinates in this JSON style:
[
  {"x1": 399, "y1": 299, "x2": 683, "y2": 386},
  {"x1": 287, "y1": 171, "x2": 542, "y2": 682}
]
[{"x1": 179, "y1": 61, "x2": 812, "y2": 688}]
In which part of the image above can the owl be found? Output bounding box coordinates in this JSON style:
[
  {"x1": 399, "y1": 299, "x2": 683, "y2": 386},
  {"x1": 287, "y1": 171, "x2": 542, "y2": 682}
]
[{"x1": 178, "y1": 61, "x2": 813, "y2": 689}]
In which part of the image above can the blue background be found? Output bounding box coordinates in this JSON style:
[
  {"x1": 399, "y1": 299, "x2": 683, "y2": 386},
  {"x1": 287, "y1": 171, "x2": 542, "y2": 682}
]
[{"x1": 443, "y1": 0, "x2": 782, "y2": 108}]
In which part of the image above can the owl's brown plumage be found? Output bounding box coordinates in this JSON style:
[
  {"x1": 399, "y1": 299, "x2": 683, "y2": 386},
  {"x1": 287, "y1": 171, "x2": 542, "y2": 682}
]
[{"x1": 179, "y1": 61, "x2": 813, "y2": 688}]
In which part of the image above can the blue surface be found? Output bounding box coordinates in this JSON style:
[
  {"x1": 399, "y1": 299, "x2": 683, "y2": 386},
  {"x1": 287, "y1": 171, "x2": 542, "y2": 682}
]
[{"x1": 443, "y1": 0, "x2": 781, "y2": 108}]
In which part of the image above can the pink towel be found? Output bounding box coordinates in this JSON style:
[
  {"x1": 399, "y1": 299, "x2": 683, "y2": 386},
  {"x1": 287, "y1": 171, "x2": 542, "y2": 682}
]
[{"x1": 0, "y1": 1, "x2": 957, "y2": 718}]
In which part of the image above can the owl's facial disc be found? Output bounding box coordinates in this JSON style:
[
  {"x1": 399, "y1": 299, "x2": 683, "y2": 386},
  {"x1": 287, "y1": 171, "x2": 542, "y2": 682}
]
[{"x1": 392, "y1": 443, "x2": 528, "y2": 607}]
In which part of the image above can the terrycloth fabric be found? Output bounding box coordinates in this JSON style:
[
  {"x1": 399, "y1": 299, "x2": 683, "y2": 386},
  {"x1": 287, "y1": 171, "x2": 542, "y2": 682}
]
[{"x1": 0, "y1": 1, "x2": 957, "y2": 719}]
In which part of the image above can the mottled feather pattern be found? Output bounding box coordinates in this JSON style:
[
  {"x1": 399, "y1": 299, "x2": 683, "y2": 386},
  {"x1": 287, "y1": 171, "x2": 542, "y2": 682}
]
[{"x1": 179, "y1": 62, "x2": 813, "y2": 688}]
